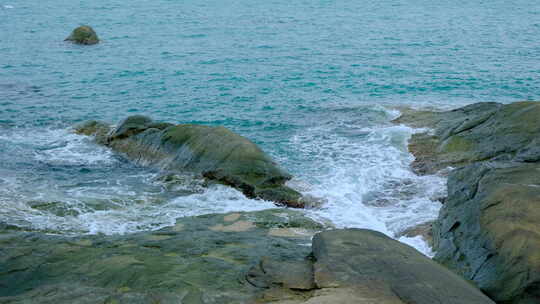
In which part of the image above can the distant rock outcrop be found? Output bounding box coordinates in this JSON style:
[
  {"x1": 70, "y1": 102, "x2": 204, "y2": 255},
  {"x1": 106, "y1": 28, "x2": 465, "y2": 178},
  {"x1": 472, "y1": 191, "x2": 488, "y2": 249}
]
[
  {"x1": 394, "y1": 101, "x2": 540, "y2": 304},
  {"x1": 75, "y1": 115, "x2": 305, "y2": 207},
  {"x1": 65, "y1": 26, "x2": 99, "y2": 45}
]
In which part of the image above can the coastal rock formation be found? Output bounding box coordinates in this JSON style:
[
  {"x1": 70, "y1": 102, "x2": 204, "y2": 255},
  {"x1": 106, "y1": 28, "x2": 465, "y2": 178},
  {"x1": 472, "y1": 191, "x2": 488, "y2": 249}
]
[
  {"x1": 249, "y1": 229, "x2": 494, "y2": 304},
  {"x1": 74, "y1": 116, "x2": 305, "y2": 207},
  {"x1": 393, "y1": 102, "x2": 540, "y2": 175},
  {"x1": 394, "y1": 101, "x2": 540, "y2": 304},
  {"x1": 65, "y1": 26, "x2": 100, "y2": 45},
  {"x1": 0, "y1": 209, "x2": 324, "y2": 303}
]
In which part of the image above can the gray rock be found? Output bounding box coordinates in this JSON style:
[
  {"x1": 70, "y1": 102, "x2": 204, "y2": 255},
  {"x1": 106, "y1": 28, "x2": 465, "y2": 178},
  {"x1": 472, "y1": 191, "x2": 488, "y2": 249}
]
[
  {"x1": 393, "y1": 102, "x2": 540, "y2": 174},
  {"x1": 250, "y1": 229, "x2": 494, "y2": 304},
  {"x1": 433, "y1": 162, "x2": 540, "y2": 304},
  {"x1": 395, "y1": 101, "x2": 540, "y2": 304},
  {"x1": 311, "y1": 229, "x2": 494, "y2": 304}
]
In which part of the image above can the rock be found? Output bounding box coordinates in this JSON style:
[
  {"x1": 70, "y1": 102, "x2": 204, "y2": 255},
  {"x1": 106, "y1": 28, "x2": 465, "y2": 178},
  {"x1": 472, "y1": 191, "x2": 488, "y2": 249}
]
[
  {"x1": 249, "y1": 229, "x2": 494, "y2": 304},
  {"x1": 394, "y1": 101, "x2": 540, "y2": 304},
  {"x1": 393, "y1": 102, "x2": 540, "y2": 175},
  {"x1": 73, "y1": 120, "x2": 111, "y2": 145},
  {"x1": 311, "y1": 229, "x2": 494, "y2": 303},
  {"x1": 0, "y1": 209, "x2": 324, "y2": 303},
  {"x1": 396, "y1": 221, "x2": 434, "y2": 247},
  {"x1": 433, "y1": 162, "x2": 540, "y2": 304},
  {"x1": 246, "y1": 257, "x2": 315, "y2": 290},
  {"x1": 65, "y1": 26, "x2": 99, "y2": 45},
  {"x1": 77, "y1": 115, "x2": 305, "y2": 207}
]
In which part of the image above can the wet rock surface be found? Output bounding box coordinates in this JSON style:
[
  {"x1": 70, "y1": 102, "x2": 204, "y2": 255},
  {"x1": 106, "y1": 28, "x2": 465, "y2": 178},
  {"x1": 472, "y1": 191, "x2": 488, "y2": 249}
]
[
  {"x1": 249, "y1": 229, "x2": 494, "y2": 304},
  {"x1": 1, "y1": 211, "x2": 494, "y2": 303},
  {"x1": 74, "y1": 116, "x2": 305, "y2": 208},
  {"x1": 395, "y1": 101, "x2": 540, "y2": 304},
  {"x1": 0, "y1": 209, "x2": 323, "y2": 303}
]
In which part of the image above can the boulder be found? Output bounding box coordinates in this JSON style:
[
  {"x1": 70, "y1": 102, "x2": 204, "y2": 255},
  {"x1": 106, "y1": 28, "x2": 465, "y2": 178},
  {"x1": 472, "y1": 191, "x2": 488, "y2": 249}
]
[
  {"x1": 249, "y1": 229, "x2": 494, "y2": 304},
  {"x1": 433, "y1": 162, "x2": 540, "y2": 304},
  {"x1": 75, "y1": 115, "x2": 305, "y2": 208},
  {"x1": 392, "y1": 102, "x2": 540, "y2": 174},
  {"x1": 394, "y1": 101, "x2": 540, "y2": 303},
  {"x1": 65, "y1": 26, "x2": 100, "y2": 45}
]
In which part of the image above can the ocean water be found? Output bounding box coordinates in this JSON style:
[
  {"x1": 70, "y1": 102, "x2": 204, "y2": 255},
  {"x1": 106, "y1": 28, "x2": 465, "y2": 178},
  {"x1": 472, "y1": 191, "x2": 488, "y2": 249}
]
[{"x1": 1, "y1": 0, "x2": 539, "y2": 255}]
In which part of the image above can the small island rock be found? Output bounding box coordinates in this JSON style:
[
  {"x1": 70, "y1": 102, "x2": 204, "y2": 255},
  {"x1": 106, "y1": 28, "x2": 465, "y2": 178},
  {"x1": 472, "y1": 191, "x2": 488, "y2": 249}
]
[{"x1": 65, "y1": 26, "x2": 99, "y2": 45}]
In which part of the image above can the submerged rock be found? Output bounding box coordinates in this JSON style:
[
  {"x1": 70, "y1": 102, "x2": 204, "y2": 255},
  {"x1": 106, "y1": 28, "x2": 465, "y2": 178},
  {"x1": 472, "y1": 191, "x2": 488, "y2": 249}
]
[
  {"x1": 73, "y1": 120, "x2": 111, "y2": 145},
  {"x1": 65, "y1": 26, "x2": 100, "y2": 45},
  {"x1": 75, "y1": 115, "x2": 305, "y2": 208},
  {"x1": 249, "y1": 229, "x2": 494, "y2": 304},
  {"x1": 0, "y1": 209, "x2": 323, "y2": 303},
  {"x1": 394, "y1": 101, "x2": 540, "y2": 304}
]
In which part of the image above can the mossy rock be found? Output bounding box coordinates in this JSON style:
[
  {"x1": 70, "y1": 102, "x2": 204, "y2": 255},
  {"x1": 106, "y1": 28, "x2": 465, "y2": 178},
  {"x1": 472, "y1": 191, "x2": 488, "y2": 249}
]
[
  {"x1": 65, "y1": 26, "x2": 99, "y2": 45},
  {"x1": 76, "y1": 115, "x2": 305, "y2": 207},
  {"x1": 0, "y1": 210, "x2": 322, "y2": 303},
  {"x1": 73, "y1": 120, "x2": 111, "y2": 144},
  {"x1": 394, "y1": 101, "x2": 540, "y2": 303},
  {"x1": 393, "y1": 101, "x2": 540, "y2": 174}
]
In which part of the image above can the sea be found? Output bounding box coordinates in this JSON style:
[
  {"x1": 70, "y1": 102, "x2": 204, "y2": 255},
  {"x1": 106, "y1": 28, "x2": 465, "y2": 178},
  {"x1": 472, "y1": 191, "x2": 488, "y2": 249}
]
[{"x1": 1, "y1": 0, "x2": 539, "y2": 255}]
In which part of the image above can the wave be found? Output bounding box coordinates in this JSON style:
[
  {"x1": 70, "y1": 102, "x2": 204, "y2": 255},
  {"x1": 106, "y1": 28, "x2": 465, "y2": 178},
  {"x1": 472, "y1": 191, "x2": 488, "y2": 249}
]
[{"x1": 0, "y1": 106, "x2": 445, "y2": 256}]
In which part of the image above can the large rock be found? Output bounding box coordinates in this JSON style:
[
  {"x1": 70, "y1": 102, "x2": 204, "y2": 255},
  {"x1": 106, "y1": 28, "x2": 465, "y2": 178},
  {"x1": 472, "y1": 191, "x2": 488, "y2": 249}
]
[
  {"x1": 0, "y1": 209, "x2": 324, "y2": 303},
  {"x1": 249, "y1": 229, "x2": 494, "y2": 304},
  {"x1": 74, "y1": 115, "x2": 305, "y2": 208},
  {"x1": 65, "y1": 26, "x2": 100, "y2": 45},
  {"x1": 434, "y1": 162, "x2": 540, "y2": 304},
  {"x1": 394, "y1": 101, "x2": 540, "y2": 304},
  {"x1": 393, "y1": 102, "x2": 540, "y2": 175}
]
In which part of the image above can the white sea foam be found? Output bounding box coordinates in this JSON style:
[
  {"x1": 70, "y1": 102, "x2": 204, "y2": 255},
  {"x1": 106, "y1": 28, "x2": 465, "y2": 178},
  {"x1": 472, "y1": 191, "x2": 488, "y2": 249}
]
[
  {"x1": 0, "y1": 109, "x2": 445, "y2": 256},
  {"x1": 289, "y1": 111, "x2": 445, "y2": 255},
  {"x1": 3, "y1": 4, "x2": 14, "y2": 9},
  {"x1": 0, "y1": 128, "x2": 116, "y2": 166},
  {"x1": 76, "y1": 183, "x2": 275, "y2": 235}
]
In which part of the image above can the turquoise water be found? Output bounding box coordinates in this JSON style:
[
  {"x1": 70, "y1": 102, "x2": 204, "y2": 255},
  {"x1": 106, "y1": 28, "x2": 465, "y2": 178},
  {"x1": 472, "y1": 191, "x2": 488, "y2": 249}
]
[{"x1": 1, "y1": 0, "x2": 539, "y2": 253}]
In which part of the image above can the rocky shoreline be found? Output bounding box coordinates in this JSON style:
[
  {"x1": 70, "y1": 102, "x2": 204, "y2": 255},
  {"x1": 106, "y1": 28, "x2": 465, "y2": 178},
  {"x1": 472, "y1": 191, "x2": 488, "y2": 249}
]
[
  {"x1": 0, "y1": 209, "x2": 494, "y2": 304},
  {"x1": 2, "y1": 101, "x2": 538, "y2": 303},
  {"x1": 394, "y1": 101, "x2": 540, "y2": 304}
]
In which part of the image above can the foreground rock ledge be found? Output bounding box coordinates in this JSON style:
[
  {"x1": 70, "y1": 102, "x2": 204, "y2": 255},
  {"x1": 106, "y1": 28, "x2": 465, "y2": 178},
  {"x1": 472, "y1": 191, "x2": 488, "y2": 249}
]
[
  {"x1": 75, "y1": 116, "x2": 305, "y2": 207},
  {"x1": 0, "y1": 209, "x2": 324, "y2": 303},
  {"x1": 394, "y1": 101, "x2": 540, "y2": 304},
  {"x1": 65, "y1": 25, "x2": 99, "y2": 45},
  {"x1": 249, "y1": 229, "x2": 494, "y2": 304}
]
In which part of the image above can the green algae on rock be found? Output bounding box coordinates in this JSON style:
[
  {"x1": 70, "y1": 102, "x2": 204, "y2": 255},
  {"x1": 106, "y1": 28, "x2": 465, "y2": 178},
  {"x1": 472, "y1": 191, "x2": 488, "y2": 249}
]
[
  {"x1": 65, "y1": 26, "x2": 100, "y2": 45},
  {"x1": 394, "y1": 101, "x2": 540, "y2": 304},
  {"x1": 75, "y1": 115, "x2": 305, "y2": 208},
  {"x1": 73, "y1": 120, "x2": 111, "y2": 145},
  {"x1": 0, "y1": 209, "x2": 322, "y2": 304},
  {"x1": 393, "y1": 101, "x2": 540, "y2": 175}
]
